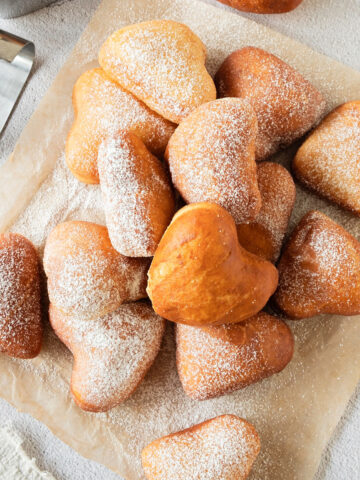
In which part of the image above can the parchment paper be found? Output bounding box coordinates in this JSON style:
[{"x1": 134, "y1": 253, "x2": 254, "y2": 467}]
[{"x1": 0, "y1": 0, "x2": 360, "y2": 478}]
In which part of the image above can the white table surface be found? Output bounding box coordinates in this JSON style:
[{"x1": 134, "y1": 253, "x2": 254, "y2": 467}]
[{"x1": 0, "y1": 0, "x2": 359, "y2": 478}]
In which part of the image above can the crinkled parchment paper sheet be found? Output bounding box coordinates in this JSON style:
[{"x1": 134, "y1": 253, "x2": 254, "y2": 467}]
[{"x1": 0, "y1": 0, "x2": 360, "y2": 478}]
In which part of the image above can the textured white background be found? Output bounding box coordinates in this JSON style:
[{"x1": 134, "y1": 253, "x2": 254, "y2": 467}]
[{"x1": 0, "y1": 0, "x2": 359, "y2": 478}]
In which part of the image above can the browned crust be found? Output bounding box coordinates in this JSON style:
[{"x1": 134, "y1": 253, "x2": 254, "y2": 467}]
[
  {"x1": 176, "y1": 311, "x2": 294, "y2": 400},
  {"x1": 216, "y1": 0, "x2": 303, "y2": 14},
  {"x1": 0, "y1": 233, "x2": 42, "y2": 359},
  {"x1": 147, "y1": 202, "x2": 278, "y2": 326}
]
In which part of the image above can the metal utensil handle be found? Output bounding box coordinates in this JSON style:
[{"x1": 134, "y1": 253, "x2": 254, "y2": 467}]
[{"x1": 0, "y1": 31, "x2": 35, "y2": 135}]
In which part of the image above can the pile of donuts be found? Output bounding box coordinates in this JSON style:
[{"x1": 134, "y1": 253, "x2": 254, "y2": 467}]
[{"x1": 1, "y1": 19, "x2": 359, "y2": 480}]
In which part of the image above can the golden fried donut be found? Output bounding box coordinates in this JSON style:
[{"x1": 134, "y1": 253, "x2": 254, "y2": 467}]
[
  {"x1": 66, "y1": 68, "x2": 175, "y2": 184},
  {"x1": 0, "y1": 233, "x2": 42, "y2": 359},
  {"x1": 236, "y1": 162, "x2": 296, "y2": 262},
  {"x1": 44, "y1": 221, "x2": 149, "y2": 320},
  {"x1": 215, "y1": 47, "x2": 326, "y2": 161},
  {"x1": 147, "y1": 203, "x2": 278, "y2": 326},
  {"x1": 217, "y1": 0, "x2": 303, "y2": 13},
  {"x1": 142, "y1": 414, "x2": 260, "y2": 480},
  {"x1": 166, "y1": 98, "x2": 261, "y2": 223},
  {"x1": 99, "y1": 20, "x2": 216, "y2": 124},
  {"x1": 176, "y1": 312, "x2": 294, "y2": 400},
  {"x1": 49, "y1": 302, "x2": 165, "y2": 412},
  {"x1": 274, "y1": 210, "x2": 360, "y2": 319},
  {"x1": 293, "y1": 101, "x2": 360, "y2": 215},
  {"x1": 98, "y1": 131, "x2": 175, "y2": 257}
]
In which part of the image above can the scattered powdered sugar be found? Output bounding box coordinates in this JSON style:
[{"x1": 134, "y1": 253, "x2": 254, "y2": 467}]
[
  {"x1": 98, "y1": 133, "x2": 173, "y2": 257},
  {"x1": 43, "y1": 221, "x2": 149, "y2": 319},
  {"x1": 0, "y1": 234, "x2": 41, "y2": 357},
  {"x1": 294, "y1": 102, "x2": 360, "y2": 213},
  {"x1": 215, "y1": 47, "x2": 326, "y2": 161},
  {"x1": 99, "y1": 20, "x2": 215, "y2": 122},
  {"x1": 10, "y1": 154, "x2": 105, "y2": 252},
  {"x1": 52, "y1": 302, "x2": 165, "y2": 410},
  {"x1": 142, "y1": 414, "x2": 260, "y2": 480},
  {"x1": 167, "y1": 98, "x2": 260, "y2": 223}
]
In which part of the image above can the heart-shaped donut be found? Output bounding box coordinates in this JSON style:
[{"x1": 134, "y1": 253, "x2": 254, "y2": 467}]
[
  {"x1": 44, "y1": 221, "x2": 150, "y2": 320},
  {"x1": 99, "y1": 20, "x2": 216, "y2": 124},
  {"x1": 216, "y1": 0, "x2": 303, "y2": 13},
  {"x1": 49, "y1": 301, "x2": 165, "y2": 412},
  {"x1": 293, "y1": 101, "x2": 360, "y2": 215},
  {"x1": 147, "y1": 203, "x2": 278, "y2": 326},
  {"x1": 215, "y1": 47, "x2": 326, "y2": 161},
  {"x1": 274, "y1": 210, "x2": 360, "y2": 319},
  {"x1": 142, "y1": 415, "x2": 260, "y2": 480},
  {"x1": 98, "y1": 131, "x2": 175, "y2": 257},
  {"x1": 166, "y1": 98, "x2": 261, "y2": 223},
  {"x1": 66, "y1": 68, "x2": 175, "y2": 184},
  {"x1": 236, "y1": 162, "x2": 296, "y2": 262},
  {"x1": 176, "y1": 312, "x2": 294, "y2": 400},
  {"x1": 0, "y1": 233, "x2": 42, "y2": 359}
]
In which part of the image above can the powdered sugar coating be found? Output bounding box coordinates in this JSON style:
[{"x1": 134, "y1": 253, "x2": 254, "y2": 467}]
[
  {"x1": 50, "y1": 301, "x2": 165, "y2": 412},
  {"x1": 166, "y1": 98, "x2": 261, "y2": 223},
  {"x1": 176, "y1": 313, "x2": 294, "y2": 400},
  {"x1": 274, "y1": 210, "x2": 360, "y2": 319},
  {"x1": 237, "y1": 162, "x2": 296, "y2": 262},
  {"x1": 293, "y1": 101, "x2": 360, "y2": 214},
  {"x1": 0, "y1": 233, "x2": 42, "y2": 358},
  {"x1": 142, "y1": 414, "x2": 260, "y2": 480},
  {"x1": 215, "y1": 47, "x2": 326, "y2": 161},
  {"x1": 99, "y1": 20, "x2": 216, "y2": 123},
  {"x1": 66, "y1": 68, "x2": 175, "y2": 182},
  {"x1": 43, "y1": 221, "x2": 149, "y2": 320},
  {"x1": 98, "y1": 132, "x2": 175, "y2": 257}
]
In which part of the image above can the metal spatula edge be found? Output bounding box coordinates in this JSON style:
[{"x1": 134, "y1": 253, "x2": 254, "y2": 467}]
[{"x1": 0, "y1": 30, "x2": 35, "y2": 135}]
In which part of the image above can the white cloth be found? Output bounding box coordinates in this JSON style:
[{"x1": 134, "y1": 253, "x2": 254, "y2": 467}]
[
  {"x1": 0, "y1": 426, "x2": 55, "y2": 480},
  {"x1": 0, "y1": 0, "x2": 359, "y2": 479}
]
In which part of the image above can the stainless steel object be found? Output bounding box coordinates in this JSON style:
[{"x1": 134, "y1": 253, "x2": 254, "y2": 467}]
[
  {"x1": 0, "y1": 0, "x2": 55, "y2": 18},
  {"x1": 0, "y1": 31, "x2": 34, "y2": 134}
]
